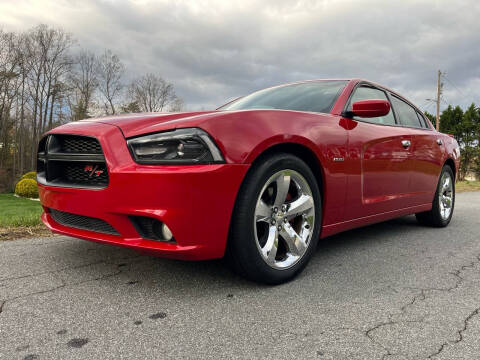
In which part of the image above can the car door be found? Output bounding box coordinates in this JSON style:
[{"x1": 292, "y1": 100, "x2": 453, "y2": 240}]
[
  {"x1": 393, "y1": 102, "x2": 444, "y2": 205},
  {"x1": 343, "y1": 85, "x2": 414, "y2": 220}
]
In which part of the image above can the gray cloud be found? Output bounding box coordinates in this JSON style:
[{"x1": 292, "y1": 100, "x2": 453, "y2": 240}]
[{"x1": 1, "y1": 0, "x2": 479, "y2": 111}]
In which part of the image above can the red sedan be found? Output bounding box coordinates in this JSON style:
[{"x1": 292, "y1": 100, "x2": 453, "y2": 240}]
[{"x1": 37, "y1": 79, "x2": 460, "y2": 284}]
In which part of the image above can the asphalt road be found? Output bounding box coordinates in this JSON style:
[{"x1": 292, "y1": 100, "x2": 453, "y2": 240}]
[{"x1": 1, "y1": 192, "x2": 480, "y2": 359}]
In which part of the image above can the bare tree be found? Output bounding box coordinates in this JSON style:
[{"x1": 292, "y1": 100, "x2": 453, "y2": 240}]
[
  {"x1": 169, "y1": 96, "x2": 184, "y2": 112},
  {"x1": 96, "y1": 49, "x2": 124, "y2": 115},
  {"x1": 41, "y1": 29, "x2": 73, "y2": 130},
  {"x1": 22, "y1": 25, "x2": 73, "y2": 168},
  {"x1": 68, "y1": 50, "x2": 98, "y2": 120},
  {"x1": 0, "y1": 24, "x2": 185, "y2": 191},
  {"x1": 127, "y1": 73, "x2": 177, "y2": 112},
  {"x1": 0, "y1": 30, "x2": 22, "y2": 169}
]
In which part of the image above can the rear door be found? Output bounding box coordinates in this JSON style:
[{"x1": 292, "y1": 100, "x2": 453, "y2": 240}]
[
  {"x1": 389, "y1": 97, "x2": 444, "y2": 205},
  {"x1": 344, "y1": 85, "x2": 414, "y2": 220}
]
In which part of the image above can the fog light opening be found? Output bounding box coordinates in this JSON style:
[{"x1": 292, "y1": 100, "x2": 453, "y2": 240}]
[
  {"x1": 161, "y1": 223, "x2": 173, "y2": 241},
  {"x1": 129, "y1": 216, "x2": 176, "y2": 243}
]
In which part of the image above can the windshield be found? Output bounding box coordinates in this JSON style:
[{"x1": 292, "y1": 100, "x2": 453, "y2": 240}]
[{"x1": 219, "y1": 80, "x2": 347, "y2": 113}]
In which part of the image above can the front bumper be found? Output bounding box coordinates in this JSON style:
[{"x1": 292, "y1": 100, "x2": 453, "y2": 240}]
[{"x1": 39, "y1": 121, "x2": 249, "y2": 260}]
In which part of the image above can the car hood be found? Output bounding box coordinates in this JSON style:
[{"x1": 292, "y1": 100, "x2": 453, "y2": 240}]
[{"x1": 83, "y1": 111, "x2": 222, "y2": 138}]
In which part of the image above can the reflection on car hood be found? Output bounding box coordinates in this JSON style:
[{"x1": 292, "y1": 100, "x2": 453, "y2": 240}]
[{"x1": 81, "y1": 111, "x2": 221, "y2": 138}]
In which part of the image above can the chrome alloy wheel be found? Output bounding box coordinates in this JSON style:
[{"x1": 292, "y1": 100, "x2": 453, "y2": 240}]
[
  {"x1": 254, "y1": 169, "x2": 315, "y2": 269},
  {"x1": 439, "y1": 171, "x2": 454, "y2": 220}
]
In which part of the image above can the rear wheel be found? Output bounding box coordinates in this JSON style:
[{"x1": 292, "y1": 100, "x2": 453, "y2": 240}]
[
  {"x1": 227, "y1": 153, "x2": 321, "y2": 284},
  {"x1": 415, "y1": 165, "x2": 455, "y2": 227}
]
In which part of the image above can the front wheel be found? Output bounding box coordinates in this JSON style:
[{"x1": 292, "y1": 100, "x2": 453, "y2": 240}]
[
  {"x1": 226, "y1": 153, "x2": 321, "y2": 284},
  {"x1": 415, "y1": 165, "x2": 455, "y2": 227}
]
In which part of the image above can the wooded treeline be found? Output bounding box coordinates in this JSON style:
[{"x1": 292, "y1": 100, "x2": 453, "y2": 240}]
[
  {"x1": 1, "y1": 25, "x2": 478, "y2": 192},
  {"x1": 425, "y1": 105, "x2": 480, "y2": 181},
  {"x1": 0, "y1": 24, "x2": 183, "y2": 191}
]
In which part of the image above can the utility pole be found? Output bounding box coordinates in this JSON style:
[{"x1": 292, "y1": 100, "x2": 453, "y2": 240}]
[{"x1": 435, "y1": 70, "x2": 442, "y2": 131}]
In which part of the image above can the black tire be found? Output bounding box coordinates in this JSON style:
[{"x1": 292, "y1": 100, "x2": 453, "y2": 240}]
[
  {"x1": 415, "y1": 165, "x2": 455, "y2": 227},
  {"x1": 226, "y1": 153, "x2": 322, "y2": 284}
]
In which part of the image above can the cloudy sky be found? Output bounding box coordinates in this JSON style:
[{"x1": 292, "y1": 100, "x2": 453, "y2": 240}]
[{"x1": 1, "y1": 0, "x2": 479, "y2": 112}]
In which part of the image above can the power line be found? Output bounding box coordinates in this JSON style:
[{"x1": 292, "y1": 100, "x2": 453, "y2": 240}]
[
  {"x1": 421, "y1": 99, "x2": 436, "y2": 113},
  {"x1": 440, "y1": 95, "x2": 449, "y2": 105},
  {"x1": 420, "y1": 99, "x2": 434, "y2": 109},
  {"x1": 443, "y1": 74, "x2": 465, "y2": 97},
  {"x1": 442, "y1": 73, "x2": 478, "y2": 105},
  {"x1": 424, "y1": 101, "x2": 435, "y2": 113}
]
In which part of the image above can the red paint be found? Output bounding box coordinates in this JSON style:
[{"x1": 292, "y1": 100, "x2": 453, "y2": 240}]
[
  {"x1": 342, "y1": 120, "x2": 414, "y2": 219},
  {"x1": 38, "y1": 79, "x2": 460, "y2": 260},
  {"x1": 351, "y1": 99, "x2": 391, "y2": 118}
]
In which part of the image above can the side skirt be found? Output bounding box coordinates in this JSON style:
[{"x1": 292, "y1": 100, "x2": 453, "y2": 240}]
[{"x1": 320, "y1": 203, "x2": 432, "y2": 238}]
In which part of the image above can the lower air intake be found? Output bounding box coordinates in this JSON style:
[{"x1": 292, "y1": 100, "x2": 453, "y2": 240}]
[
  {"x1": 50, "y1": 209, "x2": 119, "y2": 235},
  {"x1": 129, "y1": 216, "x2": 175, "y2": 242}
]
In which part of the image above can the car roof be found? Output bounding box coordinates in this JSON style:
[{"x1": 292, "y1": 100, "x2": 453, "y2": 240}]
[{"x1": 287, "y1": 78, "x2": 414, "y2": 105}]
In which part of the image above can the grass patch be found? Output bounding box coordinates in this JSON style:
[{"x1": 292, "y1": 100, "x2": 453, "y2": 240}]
[
  {"x1": 0, "y1": 193, "x2": 43, "y2": 227},
  {"x1": 456, "y1": 180, "x2": 480, "y2": 193}
]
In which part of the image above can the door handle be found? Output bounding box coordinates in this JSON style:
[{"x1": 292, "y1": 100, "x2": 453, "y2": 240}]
[
  {"x1": 437, "y1": 139, "x2": 443, "y2": 145},
  {"x1": 401, "y1": 140, "x2": 411, "y2": 148}
]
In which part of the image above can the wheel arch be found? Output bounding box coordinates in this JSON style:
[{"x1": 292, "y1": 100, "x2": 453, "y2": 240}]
[
  {"x1": 444, "y1": 158, "x2": 456, "y2": 180},
  {"x1": 247, "y1": 142, "x2": 326, "y2": 200}
]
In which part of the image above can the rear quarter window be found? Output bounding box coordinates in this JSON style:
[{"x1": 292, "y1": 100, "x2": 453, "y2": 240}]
[{"x1": 415, "y1": 111, "x2": 429, "y2": 128}]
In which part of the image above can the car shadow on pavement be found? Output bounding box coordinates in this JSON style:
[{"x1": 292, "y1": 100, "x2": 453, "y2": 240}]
[
  {"x1": 316, "y1": 215, "x2": 422, "y2": 254},
  {"x1": 53, "y1": 215, "x2": 425, "y2": 292}
]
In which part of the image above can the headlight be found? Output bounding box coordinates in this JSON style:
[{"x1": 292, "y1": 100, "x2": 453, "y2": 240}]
[{"x1": 127, "y1": 128, "x2": 224, "y2": 164}]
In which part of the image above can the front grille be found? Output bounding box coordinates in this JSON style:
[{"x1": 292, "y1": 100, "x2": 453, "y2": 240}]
[
  {"x1": 50, "y1": 209, "x2": 119, "y2": 235},
  {"x1": 61, "y1": 136, "x2": 102, "y2": 154},
  {"x1": 37, "y1": 134, "x2": 109, "y2": 189},
  {"x1": 64, "y1": 163, "x2": 109, "y2": 186}
]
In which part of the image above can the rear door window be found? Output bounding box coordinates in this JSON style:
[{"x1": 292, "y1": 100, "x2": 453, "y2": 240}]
[{"x1": 390, "y1": 96, "x2": 423, "y2": 128}]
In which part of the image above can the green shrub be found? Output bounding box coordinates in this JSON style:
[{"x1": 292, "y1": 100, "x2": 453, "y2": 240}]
[
  {"x1": 21, "y1": 171, "x2": 37, "y2": 180},
  {"x1": 15, "y1": 178, "x2": 39, "y2": 198}
]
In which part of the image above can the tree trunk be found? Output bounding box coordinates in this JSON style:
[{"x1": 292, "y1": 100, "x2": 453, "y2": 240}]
[
  {"x1": 109, "y1": 99, "x2": 115, "y2": 115},
  {"x1": 31, "y1": 72, "x2": 41, "y2": 170},
  {"x1": 19, "y1": 73, "x2": 25, "y2": 175}
]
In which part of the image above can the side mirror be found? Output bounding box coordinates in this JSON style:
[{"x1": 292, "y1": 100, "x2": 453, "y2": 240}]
[{"x1": 351, "y1": 99, "x2": 390, "y2": 118}]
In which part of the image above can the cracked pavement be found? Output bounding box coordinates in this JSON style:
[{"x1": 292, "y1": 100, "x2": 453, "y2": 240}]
[{"x1": 1, "y1": 192, "x2": 480, "y2": 359}]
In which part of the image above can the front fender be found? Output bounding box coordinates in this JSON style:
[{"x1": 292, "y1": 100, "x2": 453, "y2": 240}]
[{"x1": 196, "y1": 110, "x2": 347, "y2": 166}]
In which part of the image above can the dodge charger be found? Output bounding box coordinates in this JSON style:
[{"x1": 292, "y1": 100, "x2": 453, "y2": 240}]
[{"x1": 37, "y1": 79, "x2": 460, "y2": 284}]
